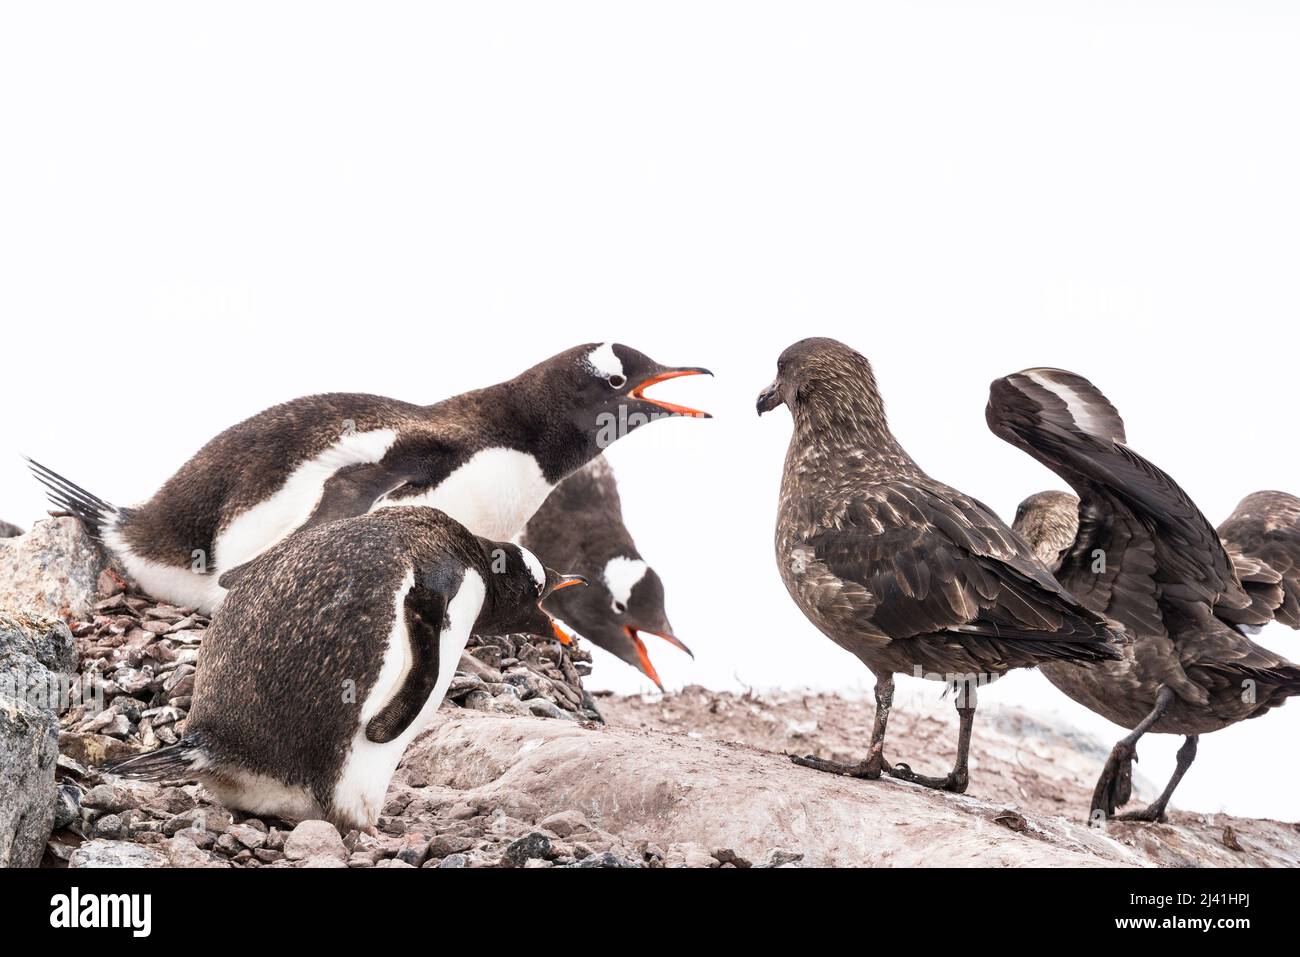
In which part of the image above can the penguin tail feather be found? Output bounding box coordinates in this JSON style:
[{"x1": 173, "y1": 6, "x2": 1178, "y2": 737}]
[
  {"x1": 24, "y1": 457, "x2": 119, "y2": 539},
  {"x1": 103, "y1": 739, "x2": 204, "y2": 782}
]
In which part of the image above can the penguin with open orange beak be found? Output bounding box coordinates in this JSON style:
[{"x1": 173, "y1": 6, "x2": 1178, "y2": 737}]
[{"x1": 521, "y1": 455, "x2": 691, "y2": 690}]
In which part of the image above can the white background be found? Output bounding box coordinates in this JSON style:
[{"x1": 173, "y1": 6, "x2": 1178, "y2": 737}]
[{"x1": 2, "y1": 2, "x2": 1297, "y2": 818}]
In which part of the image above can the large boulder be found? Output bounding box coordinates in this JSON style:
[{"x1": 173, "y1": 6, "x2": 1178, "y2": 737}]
[
  {"x1": 0, "y1": 611, "x2": 76, "y2": 866},
  {"x1": 0, "y1": 518, "x2": 106, "y2": 620},
  {"x1": 400, "y1": 708, "x2": 1300, "y2": 868},
  {"x1": 0, "y1": 520, "x2": 23, "y2": 539}
]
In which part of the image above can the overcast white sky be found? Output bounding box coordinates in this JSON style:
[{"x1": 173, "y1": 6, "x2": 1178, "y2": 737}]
[{"x1": 2, "y1": 2, "x2": 1297, "y2": 819}]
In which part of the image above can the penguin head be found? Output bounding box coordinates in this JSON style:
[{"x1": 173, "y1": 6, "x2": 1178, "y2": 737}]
[
  {"x1": 517, "y1": 343, "x2": 712, "y2": 463},
  {"x1": 541, "y1": 554, "x2": 691, "y2": 692},
  {"x1": 476, "y1": 540, "x2": 587, "y2": 638}
]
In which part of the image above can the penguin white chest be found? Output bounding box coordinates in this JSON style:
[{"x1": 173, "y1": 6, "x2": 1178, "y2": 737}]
[
  {"x1": 376, "y1": 447, "x2": 554, "y2": 541},
  {"x1": 214, "y1": 428, "x2": 399, "y2": 575},
  {"x1": 332, "y1": 568, "x2": 486, "y2": 829}
]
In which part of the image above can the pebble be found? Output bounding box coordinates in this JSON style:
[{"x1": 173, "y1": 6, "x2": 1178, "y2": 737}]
[
  {"x1": 537, "y1": 810, "x2": 588, "y2": 838},
  {"x1": 503, "y1": 832, "x2": 553, "y2": 867},
  {"x1": 283, "y1": 820, "x2": 348, "y2": 862}
]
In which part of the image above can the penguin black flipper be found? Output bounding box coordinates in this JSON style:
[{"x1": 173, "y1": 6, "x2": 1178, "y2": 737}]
[
  {"x1": 301, "y1": 461, "x2": 419, "y2": 533},
  {"x1": 365, "y1": 581, "x2": 447, "y2": 744}
]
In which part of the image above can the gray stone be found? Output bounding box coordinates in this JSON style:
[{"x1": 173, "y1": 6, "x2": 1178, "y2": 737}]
[
  {"x1": 438, "y1": 853, "x2": 468, "y2": 868},
  {"x1": 81, "y1": 783, "x2": 139, "y2": 813},
  {"x1": 0, "y1": 518, "x2": 106, "y2": 619},
  {"x1": 395, "y1": 837, "x2": 431, "y2": 867},
  {"x1": 572, "y1": 851, "x2": 635, "y2": 868},
  {"x1": 227, "y1": 823, "x2": 267, "y2": 850},
  {"x1": 0, "y1": 521, "x2": 23, "y2": 539},
  {"x1": 52, "y1": 785, "x2": 82, "y2": 829},
  {"x1": 760, "y1": 849, "x2": 804, "y2": 868},
  {"x1": 490, "y1": 693, "x2": 529, "y2": 716},
  {"x1": 69, "y1": 839, "x2": 168, "y2": 868},
  {"x1": 461, "y1": 690, "x2": 493, "y2": 711},
  {"x1": 92, "y1": 814, "x2": 125, "y2": 839},
  {"x1": 503, "y1": 831, "x2": 553, "y2": 867},
  {"x1": 537, "y1": 809, "x2": 588, "y2": 838},
  {"x1": 162, "y1": 805, "x2": 233, "y2": 836},
  {"x1": 428, "y1": 833, "x2": 474, "y2": 857},
  {"x1": 526, "y1": 698, "x2": 567, "y2": 720},
  {"x1": 283, "y1": 820, "x2": 347, "y2": 862},
  {"x1": 163, "y1": 834, "x2": 231, "y2": 868},
  {"x1": 0, "y1": 613, "x2": 74, "y2": 866}
]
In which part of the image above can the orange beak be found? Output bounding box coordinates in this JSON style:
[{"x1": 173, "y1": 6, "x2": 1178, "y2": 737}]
[
  {"x1": 630, "y1": 368, "x2": 712, "y2": 418},
  {"x1": 550, "y1": 618, "x2": 574, "y2": 646},
  {"x1": 550, "y1": 575, "x2": 587, "y2": 592},
  {"x1": 627, "y1": 627, "x2": 665, "y2": 692},
  {"x1": 624, "y1": 627, "x2": 692, "y2": 691}
]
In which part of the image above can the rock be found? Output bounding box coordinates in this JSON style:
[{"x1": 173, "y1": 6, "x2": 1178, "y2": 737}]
[
  {"x1": 69, "y1": 839, "x2": 168, "y2": 868},
  {"x1": 163, "y1": 834, "x2": 231, "y2": 868},
  {"x1": 82, "y1": 783, "x2": 140, "y2": 814},
  {"x1": 429, "y1": 833, "x2": 474, "y2": 857},
  {"x1": 527, "y1": 698, "x2": 570, "y2": 720},
  {"x1": 283, "y1": 820, "x2": 347, "y2": 862},
  {"x1": 301, "y1": 855, "x2": 348, "y2": 868},
  {"x1": 0, "y1": 518, "x2": 106, "y2": 619},
  {"x1": 457, "y1": 652, "x2": 502, "y2": 683},
  {"x1": 438, "y1": 853, "x2": 468, "y2": 868},
  {"x1": 668, "y1": 842, "x2": 718, "y2": 869},
  {"x1": 490, "y1": 694, "x2": 529, "y2": 716},
  {"x1": 227, "y1": 823, "x2": 267, "y2": 850},
  {"x1": 146, "y1": 787, "x2": 196, "y2": 816},
  {"x1": 96, "y1": 568, "x2": 124, "y2": 597},
  {"x1": 479, "y1": 789, "x2": 541, "y2": 824},
  {"x1": 52, "y1": 784, "x2": 82, "y2": 829},
  {"x1": 57, "y1": 731, "x2": 139, "y2": 766},
  {"x1": 760, "y1": 849, "x2": 804, "y2": 868},
  {"x1": 572, "y1": 851, "x2": 635, "y2": 868},
  {"x1": 712, "y1": 848, "x2": 753, "y2": 868},
  {"x1": 503, "y1": 831, "x2": 553, "y2": 867},
  {"x1": 537, "y1": 809, "x2": 588, "y2": 838},
  {"x1": 93, "y1": 814, "x2": 126, "y2": 839},
  {"x1": 0, "y1": 612, "x2": 75, "y2": 866},
  {"x1": 163, "y1": 806, "x2": 233, "y2": 836},
  {"x1": 395, "y1": 837, "x2": 431, "y2": 867},
  {"x1": 401, "y1": 710, "x2": 1173, "y2": 868},
  {"x1": 0, "y1": 521, "x2": 23, "y2": 539}
]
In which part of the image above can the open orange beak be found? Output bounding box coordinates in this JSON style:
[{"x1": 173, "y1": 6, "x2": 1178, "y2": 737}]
[
  {"x1": 630, "y1": 368, "x2": 712, "y2": 418},
  {"x1": 627, "y1": 628, "x2": 665, "y2": 692},
  {"x1": 625, "y1": 627, "x2": 694, "y2": 691},
  {"x1": 550, "y1": 617, "x2": 577, "y2": 646}
]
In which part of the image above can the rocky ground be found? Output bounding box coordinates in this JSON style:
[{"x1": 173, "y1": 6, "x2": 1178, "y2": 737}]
[
  {"x1": 5, "y1": 517, "x2": 1300, "y2": 869},
  {"x1": 57, "y1": 571, "x2": 600, "y2": 773}
]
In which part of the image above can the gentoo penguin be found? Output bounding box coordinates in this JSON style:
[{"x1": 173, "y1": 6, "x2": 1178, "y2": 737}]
[
  {"x1": 520, "y1": 455, "x2": 690, "y2": 690},
  {"x1": 29, "y1": 343, "x2": 709, "y2": 614},
  {"x1": 991, "y1": 369, "x2": 1300, "y2": 822},
  {"x1": 106, "y1": 506, "x2": 586, "y2": 830},
  {"x1": 757, "y1": 338, "x2": 1122, "y2": 794}
]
